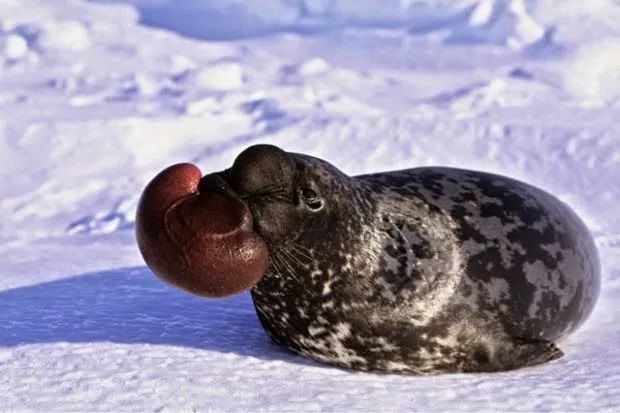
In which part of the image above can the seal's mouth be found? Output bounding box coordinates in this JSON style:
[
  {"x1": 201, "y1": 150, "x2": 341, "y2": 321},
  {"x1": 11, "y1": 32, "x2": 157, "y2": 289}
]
[{"x1": 135, "y1": 163, "x2": 270, "y2": 300}]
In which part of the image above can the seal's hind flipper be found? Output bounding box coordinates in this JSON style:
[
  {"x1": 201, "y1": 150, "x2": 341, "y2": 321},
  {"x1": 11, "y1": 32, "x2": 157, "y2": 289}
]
[
  {"x1": 514, "y1": 338, "x2": 564, "y2": 363},
  {"x1": 461, "y1": 337, "x2": 564, "y2": 373},
  {"x1": 493, "y1": 338, "x2": 564, "y2": 372}
]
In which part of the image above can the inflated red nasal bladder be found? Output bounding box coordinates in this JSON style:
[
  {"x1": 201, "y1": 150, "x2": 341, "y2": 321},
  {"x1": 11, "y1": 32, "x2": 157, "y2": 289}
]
[{"x1": 135, "y1": 163, "x2": 269, "y2": 298}]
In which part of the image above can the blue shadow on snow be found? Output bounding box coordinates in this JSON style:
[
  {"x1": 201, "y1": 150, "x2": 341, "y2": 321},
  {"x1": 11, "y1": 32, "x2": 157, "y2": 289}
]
[{"x1": 0, "y1": 266, "x2": 307, "y2": 365}]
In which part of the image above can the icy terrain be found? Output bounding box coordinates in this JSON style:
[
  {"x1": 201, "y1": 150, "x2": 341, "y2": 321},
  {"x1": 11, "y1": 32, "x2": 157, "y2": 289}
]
[{"x1": 0, "y1": 0, "x2": 619, "y2": 411}]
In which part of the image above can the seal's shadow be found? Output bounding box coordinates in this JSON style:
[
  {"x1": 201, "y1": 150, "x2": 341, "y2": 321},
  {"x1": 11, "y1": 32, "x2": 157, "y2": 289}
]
[{"x1": 0, "y1": 267, "x2": 306, "y2": 365}]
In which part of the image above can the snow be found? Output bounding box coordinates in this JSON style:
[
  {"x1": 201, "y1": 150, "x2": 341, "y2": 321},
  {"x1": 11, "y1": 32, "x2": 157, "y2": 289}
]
[
  {"x1": 1, "y1": 34, "x2": 29, "y2": 61},
  {"x1": 0, "y1": 0, "x2": 619, "y2": 411},
  {"x1": 562, "y1": 38, "x2": 620, "y2": 105},
  {"x1": 195, "y1": 62, "x2": 245, "y2": 91}
]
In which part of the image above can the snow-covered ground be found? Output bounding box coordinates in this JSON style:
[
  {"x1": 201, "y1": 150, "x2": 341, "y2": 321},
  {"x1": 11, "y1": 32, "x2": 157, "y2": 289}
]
[{"x1": 0, "y1": 0, "x2": 619, "y2": 411}]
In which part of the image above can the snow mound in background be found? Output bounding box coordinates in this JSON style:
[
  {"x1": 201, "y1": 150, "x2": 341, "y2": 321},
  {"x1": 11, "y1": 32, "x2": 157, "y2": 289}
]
[
  {"x1": 0, "y1": 0, "x2": 137, "y2": 67},
  {"x1": 444, "y1": 0, "x2": 547, "y2": 49},
  {"x1": 90, "y1": 0, "x2": 547, "y2": 48},
  {"x1": 0, "y1": 0, "x2": 137, "y2": 27},
  {"x1": 562, "y1": 38, "x2": 620, "y2": 106},
  {"x1": 530, "y1": 0, "x2": 620, "y2": 45},
  {"x1": 91, "y1": 0, "x2": 620, "y2": 49}
]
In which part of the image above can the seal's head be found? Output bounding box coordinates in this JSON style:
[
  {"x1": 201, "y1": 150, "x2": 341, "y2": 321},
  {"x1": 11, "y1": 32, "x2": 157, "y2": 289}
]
[
  {"x1": 135, "y1": 144, "x2": 367, "y2": 299},
  {"x1": 224, "y1": 144, "x2": 361, "y2": 248}
]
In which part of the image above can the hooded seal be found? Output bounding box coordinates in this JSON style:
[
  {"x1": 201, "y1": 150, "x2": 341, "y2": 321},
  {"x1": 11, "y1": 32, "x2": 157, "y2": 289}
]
[{"x1": 136, "y1": 144, "x2": 601, "y2": 375}]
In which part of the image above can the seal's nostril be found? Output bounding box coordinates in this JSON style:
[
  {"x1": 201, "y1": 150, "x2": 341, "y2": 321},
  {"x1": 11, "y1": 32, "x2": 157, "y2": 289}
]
[
  {"x1": 199, "y1": 173, "x2": 231, "y2": 194},
  {"x1": 198, "y1": 175, "x2": 213, "y2": 193}
]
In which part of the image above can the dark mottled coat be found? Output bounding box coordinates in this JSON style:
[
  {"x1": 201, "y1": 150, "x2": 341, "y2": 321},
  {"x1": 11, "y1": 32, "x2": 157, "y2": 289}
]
[{"x1": 241, "y1": 150, "x2": 601, "y2": 375}]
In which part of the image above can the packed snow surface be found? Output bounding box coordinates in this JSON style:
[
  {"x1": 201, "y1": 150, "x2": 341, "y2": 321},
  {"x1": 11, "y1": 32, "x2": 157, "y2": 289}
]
[{"x1": 0, "y1": 0, "x2": 619, "y2": 411}]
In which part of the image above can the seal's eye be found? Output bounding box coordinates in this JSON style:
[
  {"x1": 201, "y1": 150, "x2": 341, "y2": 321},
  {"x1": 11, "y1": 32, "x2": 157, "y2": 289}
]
[{"x1": 299, "y1": 187, "x2": 323, "y2": 211}]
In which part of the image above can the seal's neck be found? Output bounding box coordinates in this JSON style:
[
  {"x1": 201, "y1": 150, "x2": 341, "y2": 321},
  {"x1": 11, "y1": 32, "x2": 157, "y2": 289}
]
[
  {"x1": 249, "y1": 181, "x2": 381, "y2": 351},
  {"x1": 253, "y1": 180, "x2": 380, "y2": 302}
]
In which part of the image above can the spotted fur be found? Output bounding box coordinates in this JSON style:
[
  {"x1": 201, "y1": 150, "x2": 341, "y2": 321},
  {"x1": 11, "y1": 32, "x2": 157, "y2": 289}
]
[{"x1": 244, "y1": 151, "x2": 601, "y2": 375}]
